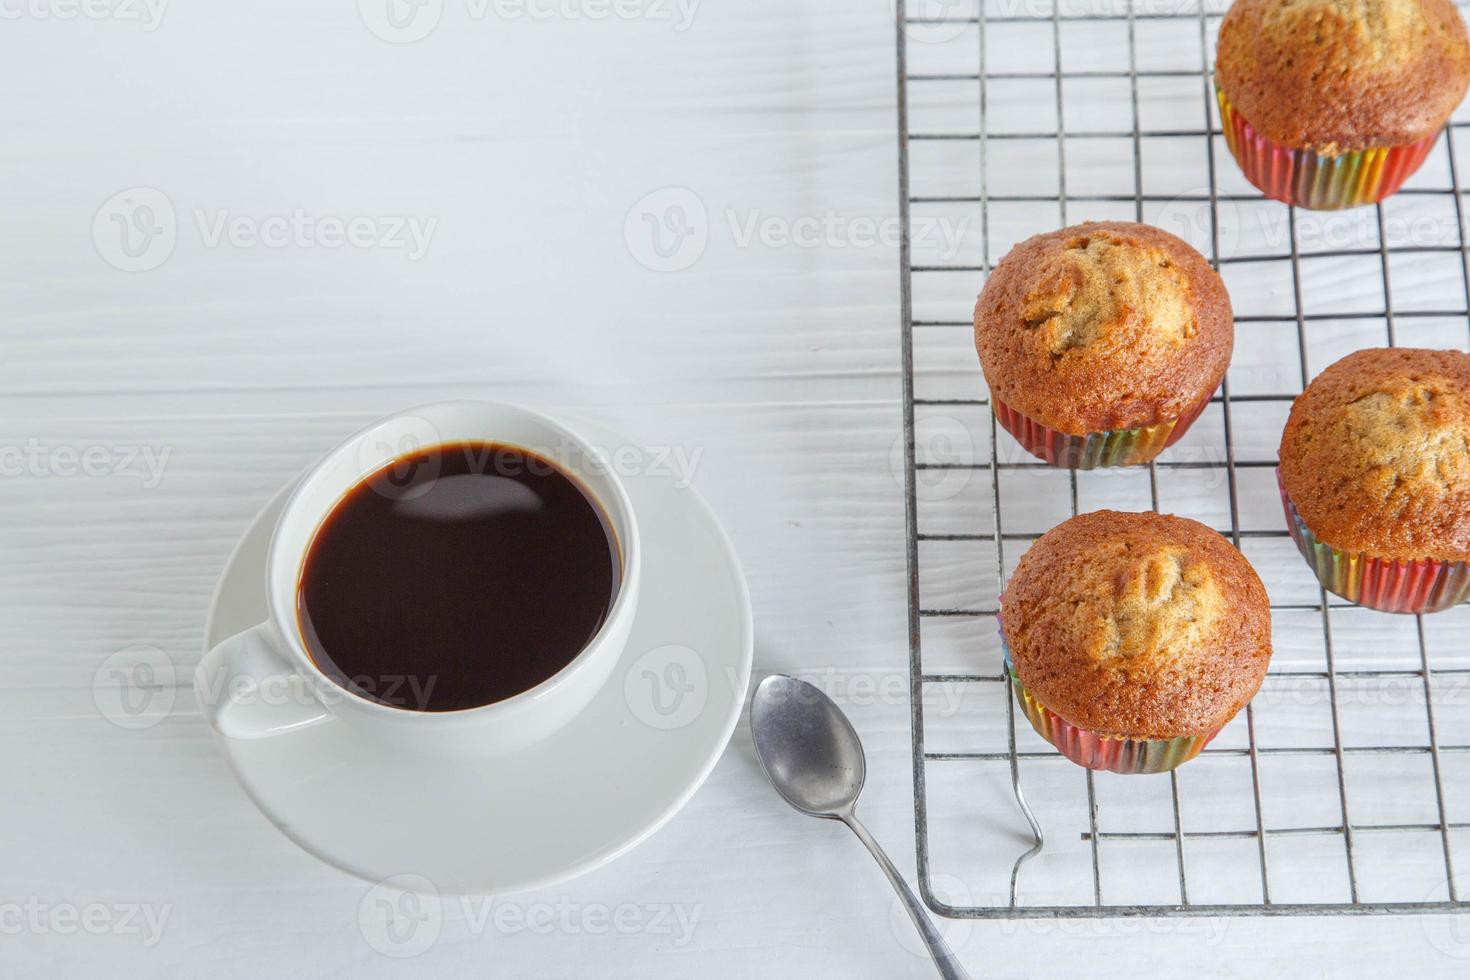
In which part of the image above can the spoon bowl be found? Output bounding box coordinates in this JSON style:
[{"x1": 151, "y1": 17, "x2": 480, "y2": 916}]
[{"x1": 750, "y1": 674, "x2": 865, "y2": 818}]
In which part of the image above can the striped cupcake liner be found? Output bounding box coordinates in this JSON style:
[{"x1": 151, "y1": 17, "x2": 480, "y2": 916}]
[
  {"x1": 998, "y1": 632, "x2": 1216, "y2": 774},
  {"x1": 1277, "y1": 470, "x2": 1470, "y2": 614},
  {"x1": 992, "y1": 393, "x2": 1208, "y2": 470},
  {"x1": 1217, "y1": 85, "x2": 1437, "y2": 211}
]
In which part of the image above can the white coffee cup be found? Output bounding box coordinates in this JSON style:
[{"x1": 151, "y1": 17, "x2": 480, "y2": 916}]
[{"x1": 194, "y1": 400, "x2": 641, "y2": 756}]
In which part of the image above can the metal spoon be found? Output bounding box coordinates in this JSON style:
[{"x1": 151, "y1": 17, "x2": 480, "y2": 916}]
[{"x1": 750, "y1": 674, "x2": 970, "y2": 980}]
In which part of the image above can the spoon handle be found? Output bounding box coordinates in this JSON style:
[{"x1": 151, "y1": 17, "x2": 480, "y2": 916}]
[{"x1": 842, "y1": 814, "x2": 971, "y2": 980}]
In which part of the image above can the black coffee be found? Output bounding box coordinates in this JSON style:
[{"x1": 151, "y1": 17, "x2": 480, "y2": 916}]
[{"x1": 297, "y1": 441, "x2": 621, "y2": 712}]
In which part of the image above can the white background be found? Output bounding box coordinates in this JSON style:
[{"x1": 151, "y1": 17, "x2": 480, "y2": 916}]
[{"x1": 4, "y1": 0, "x2": 1470, "y2": 976}]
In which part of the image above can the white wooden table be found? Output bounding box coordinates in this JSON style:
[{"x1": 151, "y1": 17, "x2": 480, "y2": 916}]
[{"x1": 3, "y1": 0, "x2": 1468, "y2": 975}]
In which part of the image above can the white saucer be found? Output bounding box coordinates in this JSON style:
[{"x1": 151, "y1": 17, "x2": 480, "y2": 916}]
[{"x1": 203, "y1": 418, "x2": 753, "y2": 894}]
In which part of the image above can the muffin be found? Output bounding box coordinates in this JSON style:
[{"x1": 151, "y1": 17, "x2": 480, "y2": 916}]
[
  {"x1": 1278, "y1": 347, "x2": 1470, "y2": 613},
  {"x1": 999, "y1": 510, "x2": 1271, "y2": 774},
  {"x1": 973, "y1": 222, "x2": 1233, "y2": 469},
  {"x1": 1216, "y1": 0, "x2": 1470, "y2": 210}
]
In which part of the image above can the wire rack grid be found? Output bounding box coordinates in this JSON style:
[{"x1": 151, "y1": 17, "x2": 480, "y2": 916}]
[{"x1": 896, "y1": 0, "x2": 1470, "y2": 917}]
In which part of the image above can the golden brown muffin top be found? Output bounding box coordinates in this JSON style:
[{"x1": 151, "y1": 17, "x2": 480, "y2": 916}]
[
  {"x1": 1001, "y1": 511, "x2": 1271, "y2": 740},
  {"x1": 973, "y1": 222, "x2": 1233, "y2": 435},
  {"x1": 1216, "y1": 0, "x2": 1470, "y2": 153},
  {"x1": 1279, "y1": 348, "x2": 1470, "y2": 562}
]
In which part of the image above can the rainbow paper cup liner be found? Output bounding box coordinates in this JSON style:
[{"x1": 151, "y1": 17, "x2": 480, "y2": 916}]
[
  {"x1": 1277, "y1": 469, "x2": 1470, "y2": 614},
  {"x1": 1217, "y1": 84, "x2": 1437, "y2": 211},
  {"x1": 999, "y1": 631, "x2": 1216, "y2": 774},
  {"x1": 992, "y1": 394, "x2": 1208, "y2": 470}
]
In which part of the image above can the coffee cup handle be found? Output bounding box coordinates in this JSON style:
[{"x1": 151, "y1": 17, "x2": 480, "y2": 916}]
[{"x1": 196, "y1": 622, "x2": 335, "y2": 739}]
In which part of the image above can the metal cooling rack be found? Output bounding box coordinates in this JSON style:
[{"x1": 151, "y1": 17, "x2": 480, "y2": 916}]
[{"x1": 896, "y1": 0, "x2": 1470, "y2": 917}]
